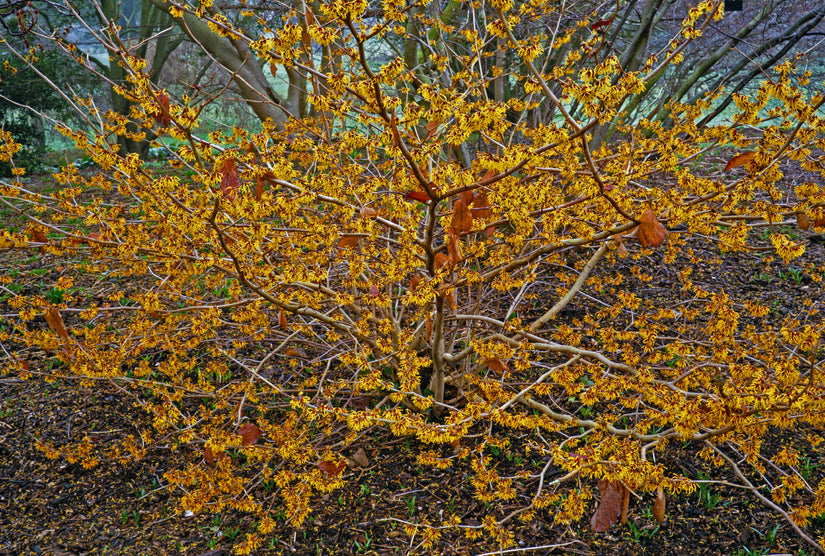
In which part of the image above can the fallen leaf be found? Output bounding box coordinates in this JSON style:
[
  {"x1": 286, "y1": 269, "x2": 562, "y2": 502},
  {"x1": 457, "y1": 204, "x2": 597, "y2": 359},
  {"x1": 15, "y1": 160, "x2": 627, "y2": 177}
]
[
  {"x1": 338, "y1": 235, "x2": 360, "y2": 249},
  {"x1": 591, "y1": 479, "x2": 624, "y2": 532},
  {"x1": 460, "y1": 189, "x2": 474, "y2": 207},
  {"x1": 637, "y1": 209, "x2": 666, "y2": 248},
  {"x1": 798, "y1": 213, "x2": 810, "y2": 230},
  {"x1": 350, "y1": 447, "x2": 369, "y2": 467},
  {"x1": 284, "y1": 347, "x2": 306, "y2": 358},
  {"x1": 485, "y1": 357, "x2": 509, "y2": 375},
  {"x1": 446, "y1": 289, "x2": 456, "y2": 311},
  {"x1": 451, "y1": 199, "x2": 473, "y2": 234},
  {"x1": 255, "y1": 176, "x2": 264, "y2": 201},
  {"x1": 238, "y1": 423, "x2": 262, "y2": 446},
  {"x1": 44, "y1": 307, "x2": 69, "y2": 340},
  {"x1": 410, "y1": 275, "x2": 420, "y2": 291},
  {"x1": 653, "y1": 485, "x2": 666, "y2": 523},
  {"x1": 724, "y1": 151, "x2": 756, "y2": 172},
  {"x1": 278, "y1": 309, "x2": 288, "y2": 329},
  {"x1": 318, "y1": 460, "x2": 346, "y2": 477}
]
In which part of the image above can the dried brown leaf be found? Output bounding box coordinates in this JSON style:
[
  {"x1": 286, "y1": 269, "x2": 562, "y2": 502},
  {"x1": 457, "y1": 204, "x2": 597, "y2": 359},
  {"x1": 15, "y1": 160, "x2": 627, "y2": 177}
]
[
  {"x1": 338, "y1": 235, "x2": 360, "y2": 249},
  {"x1": 471, "y1": 191, "x2": 492, "y2": 219},
  {"x1": 31, "y1": 229, "x2": 48, "y2": 245},
  {"x1": 798, "y1": 213, "x2": 810, "y2": 230},
  {"x1": 44, "y1": 307, "x2": 69, "y2": 340},
  {"x1": 485, "y1": 357, "x2": 509, "y2": 375},
  {"x1": 447, "y1": 230, "x2": 462, "y2": 268},
  {"x1": 620, "y1": 483, "x2": 630, "y2": 524},
  {"x1": 653, "y1": 485, "x2": 666, "y2": 523},
  {"x1": 239, "y1": 423, "x2": 262, "y2": 447},
  {"x1": 278, "y1": 309, "x2": 288, "y2": 329},
  {"x1": 434, "y1": 252, "x2": 450, "y2": 270},
  {"x1": 360, "y1": 206, "x2": 378, "y2": 218},
  {"x1": 451, "y1": 198, "x2": 473, "y2": 234},
  {"x1": 318, "y1": 460, "x2": 346, "y2": 477},
  {"x1": 350, "y1": 447, "x2": 369, "y2": 468},
  {"x1": 591, "y1": 479, "x2": 624, "y2": 533},
  {"x1": 637, "y1": 209, "x2": 666, "y2": 248},
  {"x1": 219, "y1": 158, "x2": 241, "y2": 200},
  {"x1": 724, "y1": 151, "x2": 756, "y2": 172}
]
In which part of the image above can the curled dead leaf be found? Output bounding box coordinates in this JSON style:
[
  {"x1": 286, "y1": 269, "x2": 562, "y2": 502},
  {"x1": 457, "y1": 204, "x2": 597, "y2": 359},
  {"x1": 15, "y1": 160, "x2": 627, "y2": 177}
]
[
  {"x1": 318, "y1": 460, "x2": 346, "y2": 477},
  {"x1": 238, "y1": 423, "x2": 262, "y2": 447},
  {"x1": 653, "y1": 485, "x2": 666, "y2": 523},
  {"x1": 798, "y1": 213, "x2": 810, "y2": 230},
  {"x1": 485, "y1": 357, "x2": 509, "y2": 375},
  {"x1": 349, "y1": 447, "x2": 369, "y2": 468},
  {"x1": 44, "y1": 307, "x2": 69, "y2": 340},
  {"x1": 637, "y1": 209, "x2": 666, "y2": 248},
  {"x1": 219, "y1": 158, "x2": 240, "y2": 200},
  {"x1": 620, "y1": 483, "x2": 630, "y2": 524},
  {"x1": 278, "y1": 309, "x2": 288, "y2": 329},
  {"x1": 451, "y1": 198, "x2": 473, "y2": 234},
  {"x1": 591, "y1": 479, "x2": 624, "y2": 533},
  {"x1": 471, "y1": 191, "x2": 492, "y2": 219},
  {"x1": 404, "y1": 190, "x2": 430, "y2": 203},
  {"x1": 434, "y1": 252, "x2": 450, "y2": 270},
  {"x1": 724, "y1": 151, "x2": 756, "y2": 172},
  {"x1": 447, "y1": 230, "x2": 462, "y2": 268}
]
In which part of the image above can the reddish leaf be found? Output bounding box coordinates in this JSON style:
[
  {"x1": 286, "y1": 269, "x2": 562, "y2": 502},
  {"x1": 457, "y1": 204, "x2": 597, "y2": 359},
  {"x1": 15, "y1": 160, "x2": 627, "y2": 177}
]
[
  {"x1": 318, "y1": 460, "x2": 346, "y2": 477},
  {"x1": 447, "y1": 230, "x2": 462, "y2": 268},
  {"x1": 471, "y1": 191, "x2": 492, "y2": 219},
  {"x1": 278, "y1": 309, "x2": 288, "y2": 329},
  {"x1": 284, "y1": 347, "x2": 306, "y2": 358},
  {"x1": 269, "y1": 62, "x2": 277, "y2": 78},
  {"x1": 425, "y1": 120, "x2": 440, "y2": 139},
  {"x1": 724, "y1": 151, "x2": 756, "y2": 172},
  {"x1": 238, "y1": 423, "x2": 262, "y2": 447},
  {"x1": 31, "y1": 229, "x2": 48, "y2": 245},
  {"x1": 44, "y1": 307, "x2": 69, "y2": 340},
  {"x1": 446, "y1": 288, "x2": 456, "y2": 311},
  {"x1": 451, "y1": 198, "x2": 473, "y2": 234},
  {"x1": 591, "y1": 17, "x2": 614, "y2": 31},
  {"x1": 480, "y1": 169, "x2": 497, "y2": 183},
  {"x1": 255, "y1": 176, "x2": 264, "y2": 201},
  {"x1": 349, "y1": 447, "x2": 369, "y2": 468},
  {"x1": 404, "y1": 190, "x2": 431, "y2": 203},
  {"x1": 460, "y1": 189, "x2": 474, "y2": 207},
  {"x1": 434, "y1": 252, "x2": 450, "y2": 270},
  {"x1": 410, "y1": 275, "x2": 420, "y2": 291},
  {"x1": 798, "y1": 213, "x2": 810, "y2": 230},
  {"x1": 653, "y1": 485, "x2": 666, "y2": 523},
  {"x1": 219, "y1": 158, "x2": 241, "y2": 200},
  {"x1": 338, "y1": 235, "x2": 360, "y2": 249},
  {"x1": 155, "y1": 91, "x2": 172, "y2": 126},
  {"x1": 347, "y1": 397, "x2": 370, "y2": 410},
  {"x1": 485, "y1": 357, "x2": 509, "y2": 375},
  {"x1": 591, "y1": 479, "x2": 624, "y2": 532},
  {"x1": 370, "y1": 284, "x2": 380, "y2": 298},
  {"x1": 637, "y1": 209, "x2": 666, "y2": 248}
]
